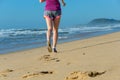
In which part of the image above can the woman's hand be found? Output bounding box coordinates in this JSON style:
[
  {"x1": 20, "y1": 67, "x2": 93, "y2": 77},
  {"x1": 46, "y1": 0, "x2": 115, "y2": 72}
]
[
  {"x1": 62, "y1": 2, "x2": 66, "y2": 6},
  {"x1": 39, "y1": 0, "x2": 46, "y2": 3},
  {"x1": 61, "y1": 0, "x2": 66, "y2": 6}
]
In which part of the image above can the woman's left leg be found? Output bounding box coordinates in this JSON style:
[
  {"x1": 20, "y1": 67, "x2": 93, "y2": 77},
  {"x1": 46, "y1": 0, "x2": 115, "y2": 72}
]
[{"x1": 52, "y1": 17, "x2": 61, "y2": 52}]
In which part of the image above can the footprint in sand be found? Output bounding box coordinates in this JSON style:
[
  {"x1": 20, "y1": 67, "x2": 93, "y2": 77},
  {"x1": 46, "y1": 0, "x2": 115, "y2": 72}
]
[
  {"x1": 65, "y1": 71, "x2": 106, "y2": 80},
  {"x1": 0, "y1": 69, "x2": 14, "y2": 77},
  {"x1": 39, "y1": 55, "x2": 60, "y2": 62},
  {"x1": 87, "y1": 71, "x2": 106, "y2": 77},
  {"x1": 65, "y1": 71, "x2": 88, "y2": 80},
  {"x1": 22, "y1": 71, "x2": 54, "y2": 79}
]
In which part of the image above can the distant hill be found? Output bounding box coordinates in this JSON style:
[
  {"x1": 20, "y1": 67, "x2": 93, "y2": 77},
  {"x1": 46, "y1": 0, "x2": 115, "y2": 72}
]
[{"x1": 88, "y1": 18, "x2": 120, "y2": 26}]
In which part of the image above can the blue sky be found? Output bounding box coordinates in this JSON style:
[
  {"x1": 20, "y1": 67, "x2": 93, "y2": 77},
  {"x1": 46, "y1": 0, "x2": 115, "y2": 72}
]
[{"x1": 0, "y1": 0, "x2": 120, "y2": 29}]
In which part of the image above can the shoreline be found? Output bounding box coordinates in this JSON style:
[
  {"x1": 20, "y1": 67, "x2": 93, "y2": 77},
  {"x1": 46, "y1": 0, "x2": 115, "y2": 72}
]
[
  {"x1": 0, "y1": 31, "x2": 120, "y2": 80},
  {"x1": 1, "y1": 30, "x2": 120, "y2": 55}
]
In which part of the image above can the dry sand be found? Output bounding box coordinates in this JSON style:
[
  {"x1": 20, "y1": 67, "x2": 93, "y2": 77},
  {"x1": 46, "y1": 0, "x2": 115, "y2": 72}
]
[{"x1": 0, "y1": 32, "x2": 120, "y2": 80}]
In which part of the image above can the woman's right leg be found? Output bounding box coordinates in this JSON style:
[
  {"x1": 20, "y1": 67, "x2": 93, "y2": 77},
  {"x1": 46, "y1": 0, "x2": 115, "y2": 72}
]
[{"x1": 45, "y1": 17, "x2": 53, "y2": 52}]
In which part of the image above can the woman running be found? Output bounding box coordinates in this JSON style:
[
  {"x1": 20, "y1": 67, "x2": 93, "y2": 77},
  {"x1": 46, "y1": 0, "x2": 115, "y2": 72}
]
[{"x1": 40, "y1": 0, "x2": 66, "y2": 53}]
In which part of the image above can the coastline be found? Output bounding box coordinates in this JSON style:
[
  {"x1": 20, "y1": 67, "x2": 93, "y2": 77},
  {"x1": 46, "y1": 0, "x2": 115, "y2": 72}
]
[
  {"x1": 1, "y1": 29, "x2": 120, "y2": 54},
  {"x1": 0, "y1": 31, "x2": 120, "y2": 80},
  {"x1": 1, "y1": 23, "x2": 120, "y2": 54}
]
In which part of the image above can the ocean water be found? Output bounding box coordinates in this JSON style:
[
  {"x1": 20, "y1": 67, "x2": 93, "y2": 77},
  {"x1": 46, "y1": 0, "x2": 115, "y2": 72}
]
[{"x1": 0, "y1": 24, "x2": 120, "y2": 54}]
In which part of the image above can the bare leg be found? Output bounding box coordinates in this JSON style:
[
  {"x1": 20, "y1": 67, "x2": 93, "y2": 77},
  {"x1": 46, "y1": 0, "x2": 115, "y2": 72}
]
[
  {"x1": 45, "y1": 17, "x2": 53, "y2": 52},
  {"x1": 45, "y1": 17, "x2": 53, "y2": 42},
  {"x1": 53, "y1": 17, "x2": 61, "y2": 49}
]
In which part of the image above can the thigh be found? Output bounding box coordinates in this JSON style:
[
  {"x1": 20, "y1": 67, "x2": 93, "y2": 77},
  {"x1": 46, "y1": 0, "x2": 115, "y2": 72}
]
[
  {"x1": 45, "y1": 17, "x2": 53, "y2": 30},
  {"x1": 53, "y1": 17, "x2": 61, "y2": 30}
]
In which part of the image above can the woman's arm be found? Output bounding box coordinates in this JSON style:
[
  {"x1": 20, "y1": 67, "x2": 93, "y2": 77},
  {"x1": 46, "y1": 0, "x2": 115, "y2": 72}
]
[
  {"x1": 61, "y1": 0, "x2": 66, "y2": 6},
  {"x1": 39, "y1": 0, "x2": 46, "y2": 3}
]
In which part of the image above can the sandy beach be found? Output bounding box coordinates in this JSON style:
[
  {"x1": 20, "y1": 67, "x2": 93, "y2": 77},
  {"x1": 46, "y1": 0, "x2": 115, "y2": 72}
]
[{"x1": 0, "y1": 31, "x2": 120, "y2": 80}]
